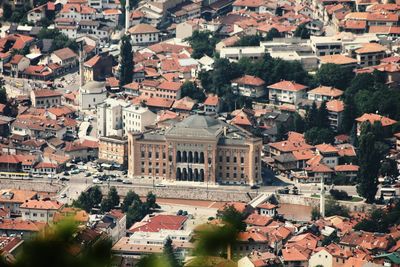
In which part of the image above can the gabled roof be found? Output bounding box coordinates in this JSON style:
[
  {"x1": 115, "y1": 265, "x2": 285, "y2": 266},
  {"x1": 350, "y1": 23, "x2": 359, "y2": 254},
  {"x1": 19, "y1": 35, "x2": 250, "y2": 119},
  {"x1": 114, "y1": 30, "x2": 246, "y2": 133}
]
[
  {"x1": 232, "y1": 75, "x2": 265, "y2": 86},
  {"x1": 128, "y1": 24, "x2": 159, "y2": 34},
  {"x1": 52, "y1": 47, "x2": 78, "y2": 61},
  {"x1": 20, "y1": 200, "x2": 63, "y2": 210},
  {"x1": 308, "y1": 86, "x2": 343, "y2": 98},
  {"x1": 355, "y1": 113, "x2": 396, "y2": 126},
  {"x1": 355, "y1": 43, "x2": 387, "y2": 54},
  {"x1": 268, "y1": 80, "x2": 307, "y2": 92},
  {"x1": 319, "y1": 54, "x2": 358, "y2": 65},
  {"x1": 326, "y1": 99, "x2": 344, "y2": 113},
  {"x1": 204, "y1": 95, "x2": 219, "y2": 106}
]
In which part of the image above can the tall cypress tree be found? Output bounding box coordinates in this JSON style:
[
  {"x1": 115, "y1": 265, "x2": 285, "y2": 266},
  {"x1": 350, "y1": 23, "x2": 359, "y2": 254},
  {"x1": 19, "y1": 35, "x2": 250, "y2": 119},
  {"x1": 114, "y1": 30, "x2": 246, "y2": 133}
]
[
  {"x1": 119, "y1": 35, "x2": 133, "y2": 86},
  {"x1": 357, "y1": 122, "x2": 382, "y2": 203}
]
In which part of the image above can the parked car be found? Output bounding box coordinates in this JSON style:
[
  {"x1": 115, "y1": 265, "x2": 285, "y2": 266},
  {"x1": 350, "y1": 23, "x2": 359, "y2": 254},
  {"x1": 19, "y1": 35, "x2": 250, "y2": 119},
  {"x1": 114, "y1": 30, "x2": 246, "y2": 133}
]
[
  {"x1": 93, "y1": 178, "x2": 103, "y2": 184},
  {"x1": 250, "y1": 185, "x2": 260, "y2": 190},
  {"x1": 122, "y1": 179, "x2": 132, "y2": 184},
  {"x1": 60, "y1": 177, "x2": 70, "y2": 182}
]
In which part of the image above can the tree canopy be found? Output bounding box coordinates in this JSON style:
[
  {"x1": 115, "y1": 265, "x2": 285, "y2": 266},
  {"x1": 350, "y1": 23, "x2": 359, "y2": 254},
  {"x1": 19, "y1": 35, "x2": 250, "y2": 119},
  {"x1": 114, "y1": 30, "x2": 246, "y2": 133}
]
[
  {"x1": 73, "y1": 186, "x2": 103, "y2": 212},
  {"x1": 185, "y1": 31, "x2": 219, "y2": 59},
  {"x1": 118, "y1": 35, "x2": 134, "y2": 86}
]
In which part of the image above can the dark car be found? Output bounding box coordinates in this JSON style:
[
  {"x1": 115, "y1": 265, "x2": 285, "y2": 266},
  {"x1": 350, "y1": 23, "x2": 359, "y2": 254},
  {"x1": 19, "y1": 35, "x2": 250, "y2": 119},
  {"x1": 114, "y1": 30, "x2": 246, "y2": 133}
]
[
  {"x1": 250, "y1": 185, "x2": 260, "y2": 190},
  {"x1": 60, "y1": 177, "x2": 70, "y2": 182},
  {"x1": 63, "y1": 171, "x2": 70, "y2": 176}
]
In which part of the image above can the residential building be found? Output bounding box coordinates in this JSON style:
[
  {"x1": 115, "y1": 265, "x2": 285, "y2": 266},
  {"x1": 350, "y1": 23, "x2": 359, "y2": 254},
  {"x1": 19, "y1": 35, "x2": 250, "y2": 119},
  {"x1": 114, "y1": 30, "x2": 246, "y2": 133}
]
[
  {"x1": 268, "y1": 80, "x2": 308, "y2": 105},
  {"x1": 315, "y1": 143, "x2": 339, "y2": 168},
  {"x1": 0, "y1": 219, "x2": 47, "y2": 240},
  {"x1": 220, "y1": 46, "x2": 266, "y2": 62},
  {"x1": 231, "y1": 75, "x2": 266, "y2": 98},
  {"x1": 319, "y1": 54, "x2": 358, "y2": 68},
  {"x1": 354, "y1": 42, "x2": 387, "y2": 67},
  {"x1": 128, "y1": 24, "x2": 160, "y2": 46},
  {"x1": 355, "y1": 113, "x2": 397, "y2": 135},
  {"x1": 122, "y1": 105, "x2": 157, "y2": 134},
  {"x1": 256, "y1": 202, "x2": 278, "y2": 217},
  {"x1": 128, "y1": 115, "x2": 263, "y2": 185},
  {"x1": 20, "y1": 199, "x2": 63, "y2": 223},
  {"x1": 0, "y1": 189, "x2": 37, "y2": 216},
  {"x1": 30, "y1": 89, "x2": 62, "y2": 108},
  {"x1": 97, "y1": 98, "x2": 130, "y2": 137},
  {"x1": 203, "y1": 95, "x2": 221, "y2": 114},
  {"x1": 99, "y1": 136, "x2": 128, "y2": 166},
  {"x1": 94, "y1": 210, "x2": 126, "y2": 244},
  {"x1": 50, "y1": 47, "x2": 78, "y2": 71},
  {"x1": 326, "y1": 99, "x2": 344, "y2": 131},
  {"x1": 307, "y1": 86, "x2": 344, "y2": 102},
  {"x1": 83, "y1": 53, "x2": 113, "y2": 83}
]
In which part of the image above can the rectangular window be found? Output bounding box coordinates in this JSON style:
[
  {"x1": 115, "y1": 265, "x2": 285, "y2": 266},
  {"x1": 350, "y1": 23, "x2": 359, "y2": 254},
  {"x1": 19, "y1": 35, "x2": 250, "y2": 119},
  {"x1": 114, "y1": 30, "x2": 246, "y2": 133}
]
[
  {"x1": 226, "y1": 156, "x2": 230, "y2": 162},
  {"x1": 241, "y1": 157, "x2": 244, "y2": 164}
]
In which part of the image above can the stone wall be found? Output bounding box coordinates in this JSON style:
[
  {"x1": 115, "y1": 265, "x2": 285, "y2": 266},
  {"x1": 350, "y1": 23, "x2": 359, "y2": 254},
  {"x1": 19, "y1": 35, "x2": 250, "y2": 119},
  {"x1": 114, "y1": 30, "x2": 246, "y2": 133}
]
[
  {"x1": 100, "y1": 185, "x2": 374, "y2": 212},
  {"x1": 100, "y1": 185, "x2": 259, "y2": 202},
  {"x1": 0, "y1": 180, "x2": 63, "y2": 193}
]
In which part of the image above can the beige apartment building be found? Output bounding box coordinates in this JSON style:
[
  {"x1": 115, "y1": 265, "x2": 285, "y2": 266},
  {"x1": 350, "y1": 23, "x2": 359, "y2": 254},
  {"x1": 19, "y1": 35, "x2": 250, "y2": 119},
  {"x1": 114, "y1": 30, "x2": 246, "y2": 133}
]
[
  {"x1": 128, "y1": 115, "x2": 262, "y2": 185},
  {"x1": 99, "y1": 136, "x2": 128, "y2": 166}
]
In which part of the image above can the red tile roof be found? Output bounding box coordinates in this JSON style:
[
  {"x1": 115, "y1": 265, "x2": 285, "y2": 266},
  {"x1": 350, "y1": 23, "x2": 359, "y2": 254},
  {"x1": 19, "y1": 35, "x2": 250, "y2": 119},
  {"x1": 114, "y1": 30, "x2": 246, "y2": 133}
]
[
  {"x1": 20, "y1": 200, "x2": 62, "y2": 210},
  {"x1": 268, "y1": 80, "x2": 307, "y2": 92},
  {"x1": 128, "y1": 215, "x2": 187, "y2": 233},
  {"x1": 32, "y1": 89, "x2": 62, "y2": 98},
  {"x1": 157, "y1": 81, "x2": 182, "y2": 91},
  {"x1": 232, "y1": 75, "x2": 265, "y2": 86},
  {"x1": 204, "y1": 95, "x2": 219, "y2": 106},
  {"x1": 0, "y1": 219, "x2": 46, "y2": 232},
  {"x1": 308, "y1": 86, "x2": 343, "y2": 98},
  {"x1": 355, "y1": 113, "x2": 396, "y2": 126},
  {"x1": 326, "y1": 99, "x2": 345, "y2": 113},
  {"x1": 334, "y1": 164, "x2": 359, "y2": 172}
]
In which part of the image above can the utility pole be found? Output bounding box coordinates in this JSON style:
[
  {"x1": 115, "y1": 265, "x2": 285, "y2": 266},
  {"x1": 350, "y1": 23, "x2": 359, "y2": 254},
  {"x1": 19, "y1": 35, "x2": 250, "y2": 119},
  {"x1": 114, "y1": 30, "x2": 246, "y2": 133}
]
[{"x1": 320, "y1": 176, "x2": 325, "y2": 218}]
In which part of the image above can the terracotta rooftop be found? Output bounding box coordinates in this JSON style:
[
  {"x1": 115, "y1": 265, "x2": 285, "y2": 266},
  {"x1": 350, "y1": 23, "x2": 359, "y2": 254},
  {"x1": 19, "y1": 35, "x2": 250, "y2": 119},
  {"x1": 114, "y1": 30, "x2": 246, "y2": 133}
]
[
  {"x1": 128, "y1": 24, "x2": 159, "y2": 34},
  {"x1": 232, "y1": 75, "x2": 265, "y2": 86},
  {"x1": 20, "y1": 200, "x2": 62, "y2": 210},
  {"x1": 334, "y1": 164, "x2": 359, "y2": 172},
  {"x1": 326, "y1": 99, "x2": 345, "y2": 113},
  {"x1": 32, "y1": 89, "x2": 62, "y2": 98},
  {"x1": 355, "y1": 43, "x2": 387, "y2": 54},
  {"x1": 268, "y1": 80, "x2": 307, "y2": 92},
  {"x1": 128, "y1": 214, "x2": 187, "y2": 233},
  {"x1": 319, "y1": 54, "x2": 358, "y2": 65},
  {"x1": 308, "y1": 86, "x2": 343, "y2": 98},
  {"x1": 355, "y1": 113, "x2": 396, "y2": 126}
]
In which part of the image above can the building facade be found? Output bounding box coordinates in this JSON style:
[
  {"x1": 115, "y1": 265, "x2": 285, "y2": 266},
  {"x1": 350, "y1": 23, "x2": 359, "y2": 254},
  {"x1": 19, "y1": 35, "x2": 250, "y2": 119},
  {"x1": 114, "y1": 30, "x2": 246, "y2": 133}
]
[
  {"x1": 128, "y1": 115, "x2": 262, "y2": 185},
  {"x1": 99, "y1": 136, "x2": 128, "y2": 166}
]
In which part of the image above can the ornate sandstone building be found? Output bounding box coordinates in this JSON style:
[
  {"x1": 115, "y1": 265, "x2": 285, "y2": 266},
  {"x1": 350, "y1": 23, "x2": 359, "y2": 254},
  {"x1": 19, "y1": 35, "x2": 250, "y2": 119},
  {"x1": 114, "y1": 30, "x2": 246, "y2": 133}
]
[{"x1": 128, "y1": 115, "x2": 262, "y2": 185}]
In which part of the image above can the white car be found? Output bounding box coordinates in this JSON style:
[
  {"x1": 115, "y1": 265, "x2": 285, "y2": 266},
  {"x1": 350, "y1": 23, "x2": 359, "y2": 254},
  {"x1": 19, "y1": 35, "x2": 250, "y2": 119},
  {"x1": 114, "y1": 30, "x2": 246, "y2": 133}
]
[
  {"x1": 122, "y1": 179, "x2": 132, "y2": 184},
  {"x1": 93, "y1": 178, "x2": 103, "y2": 184}
]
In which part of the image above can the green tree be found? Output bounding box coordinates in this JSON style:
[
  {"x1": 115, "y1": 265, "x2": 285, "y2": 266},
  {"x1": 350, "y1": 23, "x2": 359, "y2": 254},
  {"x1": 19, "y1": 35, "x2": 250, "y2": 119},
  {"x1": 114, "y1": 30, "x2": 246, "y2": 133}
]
[
  {"x1": 0, "y1": 86, "x2": 7, "y2": 104},
  {"x1": 10, "y1": 219, "x2": 112, "y2": 267},
  {"x1": 218, "y1": 205, "x2": 246, "y2": 232},
  {"x1": 122, "y1": 190, "x2": 140, "y2": 212},
  {"x1": 163, "y1": 238, "x2": 181, "y2": 267},
  {"x1": 100, "y1": 197, "x2": 114, "y2": 212},
  {"x1": 305, "y1": 102, "x2": 318, "y2": 128},
  {"x1": 315, "y1": 64, "x2": 354, "y2": 89},
  {"x1": 180, "y1": 81, "x2": 205, "y2": 102},
  {"x1": 73, "y1": 186, "x2": 103, "y2": 212},
  {"x1": 294, "y1": 23, "x2": 310, "y2": 39},
  {"x1": 145, "y1": 192, "x2": 160, "y2": 210},
  {"x1": 234, "y1": 35, "x2": 264, "y2": 46},
  {"x1": 293, "y1": 113, "x2": 306, "y2": 133},
  {"x1": 304, "y1": 127, "x2": 334, "y2": 145},
  {"x1": 317, "y1": 101, "x2": 330, "y2": 128},
  {"x1": 341, "y1": 97, "x2": 357, "y2": 133},
  {"x1": 266, "y1": 28, "x2": 280, "y2": 41},
  {"x1": 185, "y1": 31, "x2": 219, "y2": 59},
  {"x1": 357, "y1": 122, "x2": 383, "y2": 203},
  {"x1": 118, "y1": 35, "x2": 133, "y2": 86},
  {"x1": 108, "y1": 186, "x2": 120, "y2": 207},
  {"x1": 311, "y1": 206, "x2": 321, "y2": 221},
  {"x1": 2, "y1": 4, "x2": 12, "y2": 21},
  {"x1": 380, "y1": 158, "x2": 399, "y2": 178},
  {"x1": 325, "y1": 199, "x2": 350, "y2": 217}
]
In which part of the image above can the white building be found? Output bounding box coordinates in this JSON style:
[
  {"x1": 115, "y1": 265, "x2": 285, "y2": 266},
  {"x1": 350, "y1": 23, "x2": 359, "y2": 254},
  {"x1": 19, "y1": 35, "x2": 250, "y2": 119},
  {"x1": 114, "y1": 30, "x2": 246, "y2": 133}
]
[
  {"x1": 79, "y1": 81, "x2": 108, "y2": 110},
  {"x1": 20, "y1": 200, "x2": 63, "y2": 223},
  {"x1": 97, "y1": 99, "x2": 156, "y2": 137},
  {"x1": 220, "y1": 46, "x2": 265, "y2": 62},
  {"x1": 128, "y1": 24, "x2": 160, "y2": 46},
  {"x1": 97, "y1": 98, "x2": 130, "y2": 137},
  {"x1": 122, "y1": 105, "x2": 157, "y2": 134},
  {"x1": 267, "y1": 80, "x2": 308, "y2": 105}
]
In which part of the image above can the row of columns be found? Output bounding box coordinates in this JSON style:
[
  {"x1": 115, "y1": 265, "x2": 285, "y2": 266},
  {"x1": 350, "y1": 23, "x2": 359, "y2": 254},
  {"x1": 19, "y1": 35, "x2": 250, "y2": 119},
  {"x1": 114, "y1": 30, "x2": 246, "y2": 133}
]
[
  {"x1": 176, "y1": 151, "x2": 205, "y2": 164},
  {"x1": 176, "y1": 167, "x2": 205, "y2": 182}
]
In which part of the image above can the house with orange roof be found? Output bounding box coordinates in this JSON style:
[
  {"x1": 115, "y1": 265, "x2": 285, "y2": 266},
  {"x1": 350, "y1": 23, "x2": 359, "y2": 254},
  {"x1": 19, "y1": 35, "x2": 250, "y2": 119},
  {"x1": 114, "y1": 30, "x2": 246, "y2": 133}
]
[
  {"x1": 308, "y1": 86, "x2": 344, "y2": 102},
  {"x1": 0, "y1": 189, "x2": 37, "y2": 216},
  {"x1": 256, "y1": 202, "x2": 278, "y2": 217},
  {"x1": 232, "y1": 0, "x2": 276, "y2": 14},
  {"x1": 326, "y1": 99, "x2": 345, "y2": 132},
  {"x1": 244, "y1": 213, "x2": 273, "y2": 227},
  {"x1": 354, "y1": 42, "x2": 387, "y2": 67},
  {"x1": 204, "y1": 95, "x2": 221, "y2": 114},
  {"x1": 304, "y1": 163, "x2": 334, "y2": 183},
  {"x1": 32, "y1": 161, "x2": 59, "y2": 176},
  {"x1": 4, "y1": 54, "x2": 30, "y2": 78},
  {"x1": 355, "y1": 113, "x2": 397, "y2": 136},
  {"x1": 172, "y1": 97, "x2": 197, "y2": 112},
  {"x1": 281, "y1": 243, "x2": 312, "y2": 267},
  {"x1": 30, "y1": 89, "x2": 62, "y2": 108},
  {"x1": 319, "y1": 54, "x2": 358, "y2": 68},
  {"x1": 238, "y1": 251, "x2": 281, "y2": 267},
  {"x1": 50, "y1": 47, "x2": 78, "y2": 71},
  {"x1": 315, "y1": 143, "x2": 339, "y2": 168},
  {"x1": 83, "y1": 52, "x2": 113, "y2": 83},
  {"x1": 0, "y1": 219, "x2": 47, "y2": 240},
  {"x1": 267, "y1": 80, "x2": 308, "y2": 105},
  {"x1": 334, "y1": 164, "x2": 359, "y2": 180},
  {"x1": 236, "y1": 229, "x2": 270, "y2": 257},
  {"x1": 231, "y1": 75, "x2": 266, "y2": 98},
  {"x1": 128, "y1": 24, "x2": 160, "y2": 46},
  {"x1": 20, "y1": 199, "x2": 63, "y2": 223}
]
